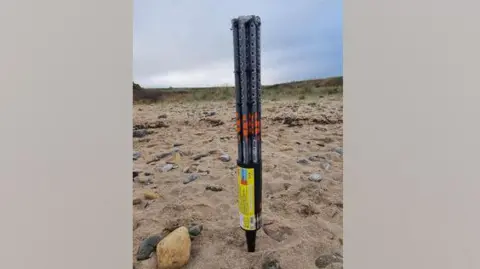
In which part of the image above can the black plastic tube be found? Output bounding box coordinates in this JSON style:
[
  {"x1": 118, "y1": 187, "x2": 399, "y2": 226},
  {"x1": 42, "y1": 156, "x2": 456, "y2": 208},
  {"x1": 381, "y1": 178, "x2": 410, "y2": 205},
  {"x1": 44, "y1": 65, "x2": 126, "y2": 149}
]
[{"x1": 232, "y1": 15, "x2": 262, "y2": 253}]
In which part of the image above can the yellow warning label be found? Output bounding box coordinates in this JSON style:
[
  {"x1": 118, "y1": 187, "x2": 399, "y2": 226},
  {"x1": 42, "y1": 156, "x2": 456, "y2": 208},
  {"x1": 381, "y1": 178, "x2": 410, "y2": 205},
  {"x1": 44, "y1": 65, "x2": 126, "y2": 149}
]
[{"x1": 238, "y1": 167, "x2": 256, "y2": 230}]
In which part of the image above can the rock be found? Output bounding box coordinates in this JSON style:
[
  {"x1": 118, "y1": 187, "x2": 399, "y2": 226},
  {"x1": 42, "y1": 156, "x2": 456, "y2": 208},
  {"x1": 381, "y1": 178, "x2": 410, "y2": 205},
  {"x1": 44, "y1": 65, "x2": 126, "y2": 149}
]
[
  {"x1": 219, "y1": 154, "x2": 231, "y2": 162},
  {"x1": 322, "y1": 162, "x2": 331, "y2": 170},
  {"x1": 133, "y1": 129, "x2": 148, "y2": 138},
  {"x1": 156, "y1": 226, "x2": 191, "y2": 269},
  {"x1": 308, "y1": 173, "x2": 323, "y2": 182},
  {"x1": 205, "y1": 185, "x2": 223, "y2": 192},
  {"x1": 183, "y1": 174, "x2": 199, "y2": 184},
  {"x1": 263, "y1": 224, "x2": 293, "y2": 242},
  {"x1": 157, "y1": 152, "x2": 173, "y2": 160},
  {"x1": 200, "y1": 118, "x2": 224, "y2": 127},
  {"x1": 136, "y1": 234, "x2": 164, "y2": 261},
  {"x1": 133, "y1": 151, "x2": 142, "y2": 161},
  {"x1": 334, "y1": 147, "x2": 343, "y2": 156},
  {"x1": 144, "y1": 191, "x2": 159, "y2": 200},
  {"x1": 297, "y1": 158, "x2": 309, "y2": 165},
  {"x1": 262, "y1": 259, "x2": 281, "y2": 269},
  {"x1": 137, "y1": 177, "x2": 153, "y2": 185},
  {"x1": 203, "y1": 111, "x2": 216, "y2": 116},
  {"x1": 308, "y1": 155, "x2": 326, "y2": 162},
  {"x1": 315, "y1": 253, "x2": 343, "y2": 269},
  {"x1": 183, "y1": 165, "x2": 193, "y2": 173},
  {"x1": 173, "y1": 142, "x2": 183, "y2": 147},
  {"x1": 188, "y1": 224, "x2": 203, "y2": 237},
  {"x1": 192, "y1": 153, "x2": 209, "y2": 161},
  {"x1": 133, "y1": 198, "x2": 142, "y2": 205},
  {"x1": 329, "y1": 263, "x2": 343, "y2": 269},
  {"x1": 161, "y1": 164, "x2": 174, "y2": 172}
]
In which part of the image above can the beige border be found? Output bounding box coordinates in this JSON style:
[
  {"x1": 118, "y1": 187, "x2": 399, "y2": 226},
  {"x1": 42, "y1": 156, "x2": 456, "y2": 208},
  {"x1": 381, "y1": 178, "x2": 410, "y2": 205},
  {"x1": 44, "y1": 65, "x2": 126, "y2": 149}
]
[
  {"x1": 0, "y1": 0, "x2": 132, "y2": 268},
  {"x1": 3, "y1": 0, "x2": 480, "y2": 268},
  {"x1": 345, "y1": 0, "x2": 480, "y2": 267}
]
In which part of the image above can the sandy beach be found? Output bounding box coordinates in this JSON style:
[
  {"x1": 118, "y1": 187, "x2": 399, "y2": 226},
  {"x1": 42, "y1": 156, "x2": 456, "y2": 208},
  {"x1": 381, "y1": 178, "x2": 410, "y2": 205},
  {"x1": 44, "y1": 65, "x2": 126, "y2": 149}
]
[{"x1": 133, "y1": 95, "x2": 343, "y2": 269}]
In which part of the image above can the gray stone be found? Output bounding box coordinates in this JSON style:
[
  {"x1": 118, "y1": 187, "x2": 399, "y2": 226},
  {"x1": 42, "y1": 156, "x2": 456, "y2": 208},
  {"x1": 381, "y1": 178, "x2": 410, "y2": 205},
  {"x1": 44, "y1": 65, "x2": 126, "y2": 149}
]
[
  {"x1": 322, "y1": 162, "x2": 331, "y2": 170},
  {"x1": 161, "y1": 164, "x2": 174, "y2": 172},
  {"x1": 315, "y1": 253, "x2": 343, "y2": 269},
  {"x1": 262, "y1": 259, "x2": 281, "y2": 269},
  {"x1": 206, "y1": 185, "x2": 223, "y2": 192},
  {"x1": 133, "y1": 198, "x2": 142, "y2": 205},
  {"x1": 133, "y1": 151, "x2": 141, "y2": 161},
  {"x1": 297, "y1": 158, "x2": 309, "y2": 165},
  {"x1": 308, "y1": 173, "x2": 323, "y2": 182},
  {"x1": 183, "y1": 174, "x2": 199, "y2": 184},
  {"x1": 136, "y1": 177, "x2": 153, "y2": 185},
  {"x1": 156, "y1": 152, "x2": 172, "y2": 160},
  {"x1": 334, "y1": 147, "x2": 343, "y2": 156},
  {"x1": 188, "y1": 224, "x2": 203, "y2": 237},
  {"x1": 219, "y1": 154, "x2": 231, "y2": 162},
  {"x1": 133, "y1": 129, "x2": 148, "y2": 138},
  {"x1": 136, "y1": 234, "x2": 164, "y2": 261},
  {"x1": 203, "y1": 111, "x2": 216, "y2": 116}
]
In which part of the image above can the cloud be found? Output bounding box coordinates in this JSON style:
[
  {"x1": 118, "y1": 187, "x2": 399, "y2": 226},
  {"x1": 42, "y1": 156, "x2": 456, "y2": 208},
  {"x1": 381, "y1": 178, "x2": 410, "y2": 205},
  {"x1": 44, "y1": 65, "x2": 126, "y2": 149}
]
[{"x1": 134, "y1": 0, "x2": 342, "y2": 87}]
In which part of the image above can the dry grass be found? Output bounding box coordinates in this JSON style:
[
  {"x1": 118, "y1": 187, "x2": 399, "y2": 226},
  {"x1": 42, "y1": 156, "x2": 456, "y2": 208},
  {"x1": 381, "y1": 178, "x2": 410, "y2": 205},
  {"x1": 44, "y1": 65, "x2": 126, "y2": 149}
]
[{"x1": 133, "y1": 76, "x2": 343, "y2": 104}]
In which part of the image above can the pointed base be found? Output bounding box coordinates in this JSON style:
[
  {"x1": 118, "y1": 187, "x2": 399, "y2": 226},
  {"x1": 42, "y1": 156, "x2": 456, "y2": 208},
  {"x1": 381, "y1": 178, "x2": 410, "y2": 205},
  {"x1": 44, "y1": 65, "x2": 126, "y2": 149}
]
[{"x1": 245, "y1": 230, "x2": 257, "y2": 252}]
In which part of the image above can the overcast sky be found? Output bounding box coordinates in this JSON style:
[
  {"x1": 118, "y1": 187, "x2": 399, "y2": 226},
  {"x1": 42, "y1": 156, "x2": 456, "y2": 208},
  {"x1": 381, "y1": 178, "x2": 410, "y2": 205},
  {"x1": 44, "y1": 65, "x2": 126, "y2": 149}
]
[{"x1": 133, "y1": 0, "x2": 342, "y2": 88}]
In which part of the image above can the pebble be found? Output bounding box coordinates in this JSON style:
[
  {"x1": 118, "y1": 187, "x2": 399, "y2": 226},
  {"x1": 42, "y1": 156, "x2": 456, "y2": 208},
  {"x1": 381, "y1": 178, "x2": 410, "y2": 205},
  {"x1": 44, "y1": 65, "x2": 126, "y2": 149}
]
[
  {"x1": 161, "y1": 164, "x2": 174, "y2": 172},
  {"x1": 334, "y1": 147, "x2": 343, "y2": 156},
  {"x1": 183, "y1": 165, "x2": 193, "y2": 173},
  {"x1": 136, "y1": 177, "x2": 153, "y2": 185},
  {"x1": 156, "y1": 227, "x2": 191, "y2": 269},
  {"x1": 219, "y1": 154, "x2": 231, "y2": 162},
  {"x1": 206, "y1": 185, "x2": 223, "y2": 192},
  {"x1": 192, "y1": 153, "x2": 209, "y2": 161},
  {"x1": 262, "y1": 259, "x2": 281, "y2": 269},
  {"x1": 308, "y1": 173, "x2": 323, "y2": 182},
  {"x1": 315, "y1": 253, "x2": 343, "y2": 269},
  {"x1": 133, "y1": 198, "x2": 142, "y2": 205},
  {"x1": 297, "y1": 158, "x2": 309, "y2": 165},
  {"x1": 203, "y1": 111, "x2": 216, "y2": 116},
  {"x1": 308, "y1": 155, "x2": 326, "y2": 162},
  {"x1": 188, "y1": 224, "x2": 203, "y2": 237},
  {"x1": 156, "y1": 152, "x2": 172, "y2": 160},
  {"x1": 136, "y1": 234, "x2": 164, "y2": 261},
  {"x1": 322, "y1": 162, "x2": 331, "y2": 170},
  {"x1": 183, "y1": 174, "x2": 199, "y2": 184},
  {"x1": 133, "y1": 129, "x2": 148, "y2": 138},
  {"x1": 144, "y1": 191, "x2": 159, "y2": 200},
  {"x1": 133, "y1": 151, "x2": 141, "y2": 161}
]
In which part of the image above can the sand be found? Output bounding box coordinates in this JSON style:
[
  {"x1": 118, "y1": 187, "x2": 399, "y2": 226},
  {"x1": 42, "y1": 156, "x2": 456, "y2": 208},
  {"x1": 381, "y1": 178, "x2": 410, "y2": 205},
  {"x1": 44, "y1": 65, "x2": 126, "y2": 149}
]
[{"x1": 133, "y1": 95, "x2": 343, "y2": 269}]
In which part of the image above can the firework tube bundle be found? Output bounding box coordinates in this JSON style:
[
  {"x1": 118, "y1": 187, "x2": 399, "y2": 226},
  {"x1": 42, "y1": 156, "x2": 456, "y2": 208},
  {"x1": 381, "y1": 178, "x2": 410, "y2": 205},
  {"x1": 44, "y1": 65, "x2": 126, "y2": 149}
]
[{"x1": 231, "y1": 15, "x2": 262, "y2": 253}]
